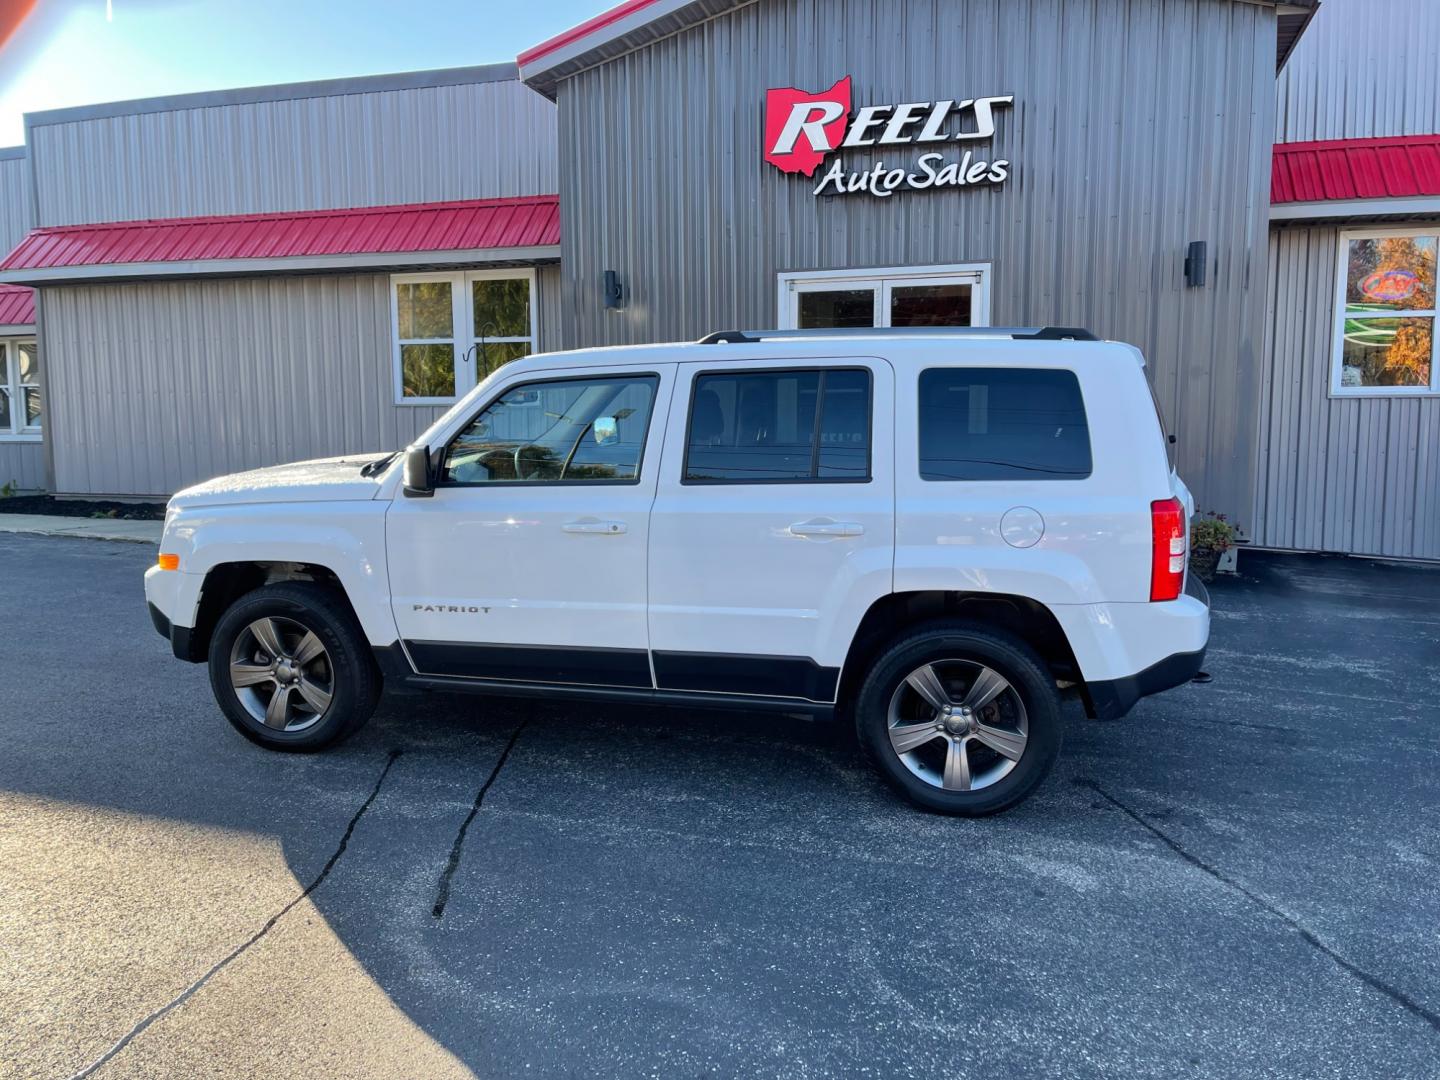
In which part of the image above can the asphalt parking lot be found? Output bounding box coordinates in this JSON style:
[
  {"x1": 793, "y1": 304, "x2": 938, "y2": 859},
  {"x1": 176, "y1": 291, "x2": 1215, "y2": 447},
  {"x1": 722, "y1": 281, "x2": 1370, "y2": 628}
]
[{"x1": 2, "y1": 534, "x2": 1439, "y2": 1079}]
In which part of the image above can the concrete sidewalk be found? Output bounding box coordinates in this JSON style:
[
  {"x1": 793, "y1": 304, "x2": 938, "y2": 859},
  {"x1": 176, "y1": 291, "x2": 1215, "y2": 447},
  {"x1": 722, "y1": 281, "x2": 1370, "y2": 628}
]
[{"x1": 0, "y1": 512, "x2": 162, "y2": 544}]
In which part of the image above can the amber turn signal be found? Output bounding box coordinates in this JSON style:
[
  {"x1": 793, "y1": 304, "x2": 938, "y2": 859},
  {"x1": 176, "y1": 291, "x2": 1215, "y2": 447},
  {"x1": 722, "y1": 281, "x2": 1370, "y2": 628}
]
[{"x1": 157, "y1": 553, "x2": 180, "y2": 571}]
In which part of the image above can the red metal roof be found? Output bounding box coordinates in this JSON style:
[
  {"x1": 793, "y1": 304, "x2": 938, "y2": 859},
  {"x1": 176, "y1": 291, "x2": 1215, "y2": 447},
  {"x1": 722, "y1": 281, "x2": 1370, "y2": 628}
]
[
  {"x1": 1273, "y1": 135, "x2": 1440, "y2": 204},
  {"x1": 0, "y1": 284, "x2": 34, "y2": 326},
  {"x1": 0, "y1": 195, "x2": 560, "y2": 273},
  {"x1": 518, "y1": 0, "x2": 661, "y2": 66}
]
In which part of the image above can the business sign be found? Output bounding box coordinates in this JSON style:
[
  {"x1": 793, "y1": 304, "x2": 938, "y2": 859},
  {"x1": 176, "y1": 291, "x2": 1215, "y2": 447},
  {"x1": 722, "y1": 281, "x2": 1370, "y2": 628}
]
[
  {"x1": 1360, "y1": 268, "x2": 1419, "y2": 303},
  {"x1": 763, "y1": 76, "x2": 1013, "y2": 198}
]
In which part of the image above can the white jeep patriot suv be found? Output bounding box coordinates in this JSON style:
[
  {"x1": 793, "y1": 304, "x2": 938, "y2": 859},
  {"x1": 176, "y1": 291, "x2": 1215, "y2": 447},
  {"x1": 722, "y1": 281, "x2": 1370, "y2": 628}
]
[{"x1": 146, "y1": 328, "x2": 1208, "y2": 815}]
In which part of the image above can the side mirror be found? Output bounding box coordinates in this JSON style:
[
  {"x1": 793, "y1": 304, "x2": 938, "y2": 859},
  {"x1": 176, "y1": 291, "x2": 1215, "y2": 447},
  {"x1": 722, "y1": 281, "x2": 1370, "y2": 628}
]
[
  {"x1": 593, "y1": 416, "x2": 619, "y2": 445},
  {"x1": 402, "y1": 445, "x2": 435, "y2": 498}
]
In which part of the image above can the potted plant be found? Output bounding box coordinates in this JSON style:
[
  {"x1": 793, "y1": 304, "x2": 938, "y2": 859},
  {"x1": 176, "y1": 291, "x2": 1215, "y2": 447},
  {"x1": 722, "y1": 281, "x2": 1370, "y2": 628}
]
[{"x1": 1189, "y1": 512, "x2": 1238, "y2": 582}]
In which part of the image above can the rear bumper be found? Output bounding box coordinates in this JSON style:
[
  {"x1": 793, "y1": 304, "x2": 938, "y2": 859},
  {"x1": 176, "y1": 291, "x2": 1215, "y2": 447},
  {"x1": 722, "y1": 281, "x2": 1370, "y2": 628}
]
[
  {"x1": 1049, "y1": 570, "x2": 1210, "y2": 719},
  {"x1": 1082, "y1": 644, "x2": 1207, "y2": 720},
  {"x1": 1077, "y1": 575, "x2": 1210, "y2": 719}
]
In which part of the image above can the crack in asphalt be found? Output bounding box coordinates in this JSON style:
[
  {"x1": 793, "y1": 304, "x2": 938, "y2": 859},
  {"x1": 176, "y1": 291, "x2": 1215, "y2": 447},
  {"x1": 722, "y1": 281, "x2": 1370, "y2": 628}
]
[
  {"x1": 432, "y1": 716, "x2": 529, "y2": 919},
  {"x1": 1083, "y1": 780, "x2": 1440, "y2": 1037},
  {"x1": 66, "y1": 749, "x2": 404, "y2": 1080}
]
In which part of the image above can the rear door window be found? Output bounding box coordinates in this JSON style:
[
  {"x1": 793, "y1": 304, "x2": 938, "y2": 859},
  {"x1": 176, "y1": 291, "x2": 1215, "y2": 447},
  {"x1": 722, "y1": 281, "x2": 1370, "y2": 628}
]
[
  {"x1": 684, "y1": 368, "x2": 872, "y2": 483},
  {"x1": 918, "y1": 368, "x2": 1091, "y2": 480}
]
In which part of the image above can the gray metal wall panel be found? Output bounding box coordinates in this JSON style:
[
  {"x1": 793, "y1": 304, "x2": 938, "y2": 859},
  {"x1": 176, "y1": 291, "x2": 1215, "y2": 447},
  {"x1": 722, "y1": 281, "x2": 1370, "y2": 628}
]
[
  {"x1": 41, "y1": 265, "x2": 562, "y2": 497},
  {"x1": 1255, "y1": 224, "x2": 1440, "y2": 560},
  {"x1": 536, "y1": 263, "x2": 563, "y2": 354},
  {"x1": 1276, "y1": 0, "x2": 1440, "y2": 142},
  {"x1": 0, "y1": 154, "x2": 31, "y2": 261},
  {"x1": 29, "y1": 79, "x2": 557, "y2": 227},
  {"x1": 555, "y1": 0, "x2": 1275, "y2": 520},
  {"x1": 0, "y1": 441, "x2": 45, "y2": 492}
]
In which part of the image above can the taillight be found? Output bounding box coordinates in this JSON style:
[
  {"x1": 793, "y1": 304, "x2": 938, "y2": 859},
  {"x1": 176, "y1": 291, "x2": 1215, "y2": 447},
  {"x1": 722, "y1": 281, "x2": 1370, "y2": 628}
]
[{"x1": 1150, "y1": 498, "x2": 1185, "y2": 601}]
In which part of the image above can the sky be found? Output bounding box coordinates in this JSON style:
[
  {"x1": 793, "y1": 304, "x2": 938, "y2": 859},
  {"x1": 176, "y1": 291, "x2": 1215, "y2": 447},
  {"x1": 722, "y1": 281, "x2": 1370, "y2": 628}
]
[{"x1": 0, "y1": 0, "x2": 605, "y2": 145}]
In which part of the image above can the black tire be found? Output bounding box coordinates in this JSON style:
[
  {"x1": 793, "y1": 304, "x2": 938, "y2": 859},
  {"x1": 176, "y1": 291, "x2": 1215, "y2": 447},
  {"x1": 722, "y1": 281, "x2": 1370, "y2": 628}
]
[
  {"x1": 854, "y1": 620, "x2": 1062, "y2": 816},
  {"x1": 207, "y1": 582, "x2": 381, "y2": 752}
]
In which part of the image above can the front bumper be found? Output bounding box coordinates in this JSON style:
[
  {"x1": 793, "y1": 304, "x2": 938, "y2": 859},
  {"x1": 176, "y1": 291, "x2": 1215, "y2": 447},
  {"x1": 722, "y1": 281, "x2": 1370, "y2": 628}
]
[
  {"x1": 148, "y1": 600, "x2": 200, "y2": 662},
  {"x1": 145, "y1": 563, "x2": 203, "y2": 662}
]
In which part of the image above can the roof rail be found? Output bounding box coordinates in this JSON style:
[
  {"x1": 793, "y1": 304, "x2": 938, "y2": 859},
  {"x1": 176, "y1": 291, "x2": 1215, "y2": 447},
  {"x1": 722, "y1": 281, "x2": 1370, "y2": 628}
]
[{"x1": 695, "y1": 326, "x2": 1099, "y2": 344}]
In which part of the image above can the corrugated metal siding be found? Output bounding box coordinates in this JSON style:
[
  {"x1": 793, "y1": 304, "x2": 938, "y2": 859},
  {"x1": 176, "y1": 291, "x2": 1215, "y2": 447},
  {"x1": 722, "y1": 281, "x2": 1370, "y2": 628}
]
[
  {"x1": 1256, "y1": 224, "x2": 1440, "y2": 560},
  {"x1": 42, "y1": 266, "x2": 564, "y2": 497},
  {"x1": 1276, "y1": 0, "x2": 1440, "y2": 142},
  {"x1": 0, "y1": 441, "x2": 45, "y2": 493},
  {"x1": 0, "y1": 154, "x2": 32, "y2": 267},
  {"x1": 29, "y1": 79, "x2": 557, "y2": 228},
  {"x1": 556, "y1": 0, "x2": 1275, "y2": 519},
  {"x1": 537, "y1": 263, "x2": 563, "y2": 354}
]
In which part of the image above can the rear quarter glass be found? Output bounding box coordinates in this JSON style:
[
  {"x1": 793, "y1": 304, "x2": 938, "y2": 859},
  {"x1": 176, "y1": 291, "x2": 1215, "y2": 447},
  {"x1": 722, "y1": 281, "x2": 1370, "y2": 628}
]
[
  {"x1": 1144, "y1": 374, "x2": 1178, "y2": 472},
  {"x1": 917, "y1": 367, "x2": 1092, "y2": 481}
]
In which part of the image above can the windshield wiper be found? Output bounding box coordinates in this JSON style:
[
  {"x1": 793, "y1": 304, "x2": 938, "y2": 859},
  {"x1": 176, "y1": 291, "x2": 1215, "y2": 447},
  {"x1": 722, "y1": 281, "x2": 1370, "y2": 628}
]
[{"x1": 360, "y1": 451, "x2": 400, "y2": 477}]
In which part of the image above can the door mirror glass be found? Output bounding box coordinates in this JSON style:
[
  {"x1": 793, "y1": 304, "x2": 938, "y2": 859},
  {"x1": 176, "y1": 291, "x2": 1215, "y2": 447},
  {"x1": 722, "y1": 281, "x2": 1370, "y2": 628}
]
[
  {"x1": 593, "y1": 416, "x2": 619, "y2": 445},
  {"x1": 402, "y1": 445, "x2": 434, "y2": 498}
]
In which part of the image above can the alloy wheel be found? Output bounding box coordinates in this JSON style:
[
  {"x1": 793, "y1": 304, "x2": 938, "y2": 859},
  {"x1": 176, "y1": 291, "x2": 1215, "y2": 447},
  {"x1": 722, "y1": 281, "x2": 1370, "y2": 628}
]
[
  {"x1": 228, "y1": 616, "x2": 334, "y2": 732},
  {"x1": 886, "y1": 659, "x2": 1029, "y2": 792}
]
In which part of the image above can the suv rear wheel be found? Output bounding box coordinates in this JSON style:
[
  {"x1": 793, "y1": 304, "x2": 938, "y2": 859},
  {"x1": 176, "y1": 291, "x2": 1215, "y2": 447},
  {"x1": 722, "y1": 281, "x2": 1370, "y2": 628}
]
[
  {"x1": 207, "y1": 582, "x2": 381, "y2": 751},
  {"x1": 855, "y1": 621, "x2": 1062, "y2": 815}
]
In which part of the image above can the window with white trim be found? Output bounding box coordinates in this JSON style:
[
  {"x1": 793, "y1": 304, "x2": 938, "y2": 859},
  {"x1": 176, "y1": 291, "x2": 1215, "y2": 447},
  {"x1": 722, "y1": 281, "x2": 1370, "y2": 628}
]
[
  {"x1": 1332, "y1": 229, "x2": 1438, "y2": 396},
  {"x1": 392, "y1": 269, "x2": 537, "y2": 404},
  {"x1": 778, "y1": 264, "x2": 991, "y2": 330},
  {"x1": 0, "y1": 337, "x2": 41, "y2": 438}
]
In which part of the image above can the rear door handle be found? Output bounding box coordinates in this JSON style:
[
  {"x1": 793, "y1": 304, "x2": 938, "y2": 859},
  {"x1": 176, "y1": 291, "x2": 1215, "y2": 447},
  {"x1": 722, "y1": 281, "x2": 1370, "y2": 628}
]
[
  {"x1": 788, "y1": 519, "x2": 864, "y2": 538},
  {"x1": 563, "y1": 518, "x2": 627, "y2": 535}
]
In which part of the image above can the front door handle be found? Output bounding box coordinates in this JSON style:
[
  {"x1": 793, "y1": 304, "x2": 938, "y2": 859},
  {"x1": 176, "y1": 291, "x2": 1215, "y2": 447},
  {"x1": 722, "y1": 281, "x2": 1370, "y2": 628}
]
[
  {"x1": 563, "y1": 518, "x2": 627, "y2": 535},
  {"x1": 788, "y1": 519, "x2": 864, "y2": 538}
]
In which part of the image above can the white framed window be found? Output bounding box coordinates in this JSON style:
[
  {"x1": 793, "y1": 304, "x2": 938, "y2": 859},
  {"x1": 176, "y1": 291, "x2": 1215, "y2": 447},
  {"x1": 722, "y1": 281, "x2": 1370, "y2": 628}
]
[
  {"x1": 392, "y1": 268, "x2": 538, "y2": 405},
  {"x1": 0, "y1": 337, "x2": 41, "y2": 440},
  {"x1": 777, "y1": 263, "x2": 991, "y2": 330},
  {"x1": 1331, "y1": 228, "x2": 1438, "y2": 397}
]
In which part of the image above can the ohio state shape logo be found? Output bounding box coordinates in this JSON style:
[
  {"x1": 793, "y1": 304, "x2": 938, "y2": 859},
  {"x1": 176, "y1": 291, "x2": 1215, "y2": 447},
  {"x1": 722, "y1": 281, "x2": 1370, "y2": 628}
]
[
  {"x1": 762, "y1": 77, "x2": 1014, "y2": 198},
  {"x1": 764, "y1": 76, "x2": 854, "y2": 177}
]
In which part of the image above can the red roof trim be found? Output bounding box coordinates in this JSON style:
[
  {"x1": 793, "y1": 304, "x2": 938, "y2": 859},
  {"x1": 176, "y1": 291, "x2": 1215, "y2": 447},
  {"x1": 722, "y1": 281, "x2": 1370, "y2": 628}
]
[
  {"x1": 518, "y1": 0, "x2": 663, "y2": 67},
  {"x1": 0, "y1": 196, "x2": 561, "y2": 272},
  {"x1": 1273, "y1": 134, "x2": 1440, "y2": 204},
  {"x1": 0, "y1": 284, "x2": 34, "y2": 326}
]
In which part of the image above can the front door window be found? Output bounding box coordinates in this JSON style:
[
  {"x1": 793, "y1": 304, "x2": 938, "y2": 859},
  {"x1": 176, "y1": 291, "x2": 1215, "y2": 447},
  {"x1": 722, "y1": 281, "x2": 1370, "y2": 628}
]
[{"x1": 441, "y1": 374, "x2": 659, "y2": 485}]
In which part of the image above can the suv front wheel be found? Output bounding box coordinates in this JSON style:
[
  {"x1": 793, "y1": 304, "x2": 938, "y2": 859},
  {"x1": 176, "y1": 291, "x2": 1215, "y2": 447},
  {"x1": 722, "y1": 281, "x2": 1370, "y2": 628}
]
[
  {"x1": 855, "y1": 621, "x2": 1063, "y2": 815},
  {"x1": 207, "y1": 582, "x2": 381, "y2": 751}
]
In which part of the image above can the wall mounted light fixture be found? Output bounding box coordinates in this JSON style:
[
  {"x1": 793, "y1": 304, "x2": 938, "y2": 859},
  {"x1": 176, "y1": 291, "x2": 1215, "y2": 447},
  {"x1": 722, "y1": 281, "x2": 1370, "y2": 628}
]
[
  {"x1": 1184, "y1": 241, "x2": 1207, "y2": 288},
  {"x1": 603, "y1": 269, "x2": 625, "y2": 310}
]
